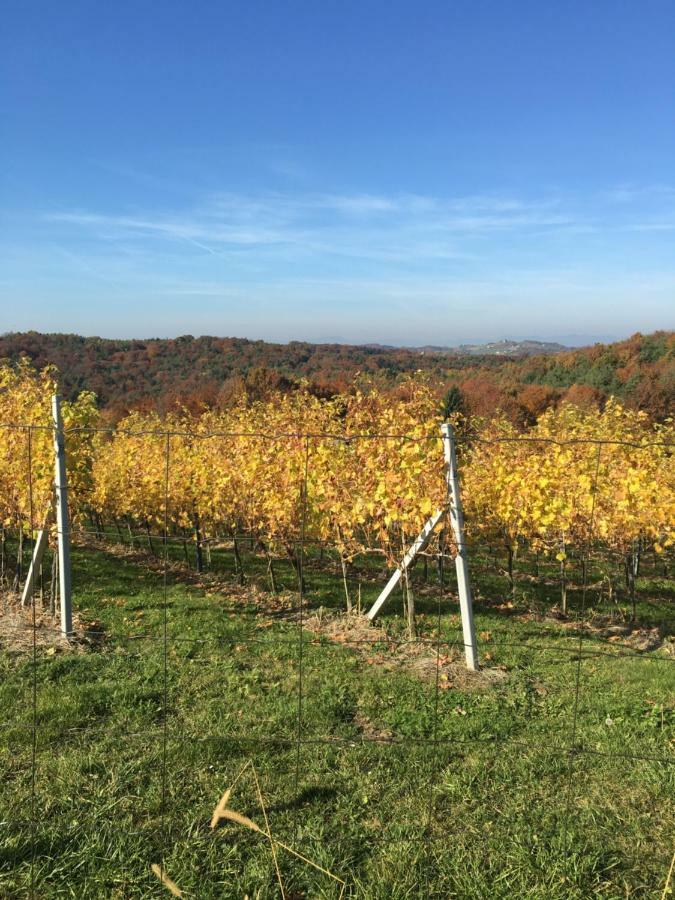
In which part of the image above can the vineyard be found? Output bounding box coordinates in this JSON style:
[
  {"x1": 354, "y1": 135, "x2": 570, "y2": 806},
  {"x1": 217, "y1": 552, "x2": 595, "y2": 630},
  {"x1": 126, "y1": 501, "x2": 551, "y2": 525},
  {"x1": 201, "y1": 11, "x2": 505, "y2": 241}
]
[
  {"x1": 1, "y1": 360, "x2": 673, "y2": 608},
  {"x1": 0, "y1": 360, "x2": 674, "y2": 897}
]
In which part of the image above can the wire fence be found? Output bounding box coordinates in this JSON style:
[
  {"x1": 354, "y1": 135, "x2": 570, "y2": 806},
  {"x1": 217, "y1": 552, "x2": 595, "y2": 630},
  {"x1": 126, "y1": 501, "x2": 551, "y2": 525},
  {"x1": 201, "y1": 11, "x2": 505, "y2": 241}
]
[{"x1": 0, "y1": 423, "x2": 673, "y2": 897}]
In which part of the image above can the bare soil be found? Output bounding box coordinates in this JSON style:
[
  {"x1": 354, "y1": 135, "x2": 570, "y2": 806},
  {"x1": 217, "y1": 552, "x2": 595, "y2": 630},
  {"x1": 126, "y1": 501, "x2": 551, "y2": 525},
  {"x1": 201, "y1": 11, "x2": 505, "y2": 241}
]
[
  {"x1": 0, "y1": 592, "x2": 89, "y2": 655},
  {"x1": 303, "y1": 610, "x2": 509, "y2": 690}
]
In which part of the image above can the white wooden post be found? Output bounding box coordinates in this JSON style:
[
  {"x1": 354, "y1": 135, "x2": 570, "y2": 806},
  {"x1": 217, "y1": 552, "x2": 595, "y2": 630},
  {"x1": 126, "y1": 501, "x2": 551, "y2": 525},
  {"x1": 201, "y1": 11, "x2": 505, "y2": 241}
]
[
  {"x1": 441, "y1": 423, "x2": 478, "y2": 670},
  {"x1": 52, "y1": 395, "x2": 73, "y2": 636}
]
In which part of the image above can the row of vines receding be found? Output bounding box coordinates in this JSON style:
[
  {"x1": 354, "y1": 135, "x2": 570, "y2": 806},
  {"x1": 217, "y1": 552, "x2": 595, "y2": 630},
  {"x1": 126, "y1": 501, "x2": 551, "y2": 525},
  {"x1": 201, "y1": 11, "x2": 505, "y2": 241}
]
[{"x1": 0, "y1": 360, "x2": 672, "y2": 621}]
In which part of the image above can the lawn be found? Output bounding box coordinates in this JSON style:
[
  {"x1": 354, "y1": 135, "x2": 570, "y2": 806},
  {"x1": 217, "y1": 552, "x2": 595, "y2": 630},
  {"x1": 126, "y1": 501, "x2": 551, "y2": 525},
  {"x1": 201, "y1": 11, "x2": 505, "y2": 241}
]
[{"x1": 0, "y1": 537, "x2": 673, "y2": 898}]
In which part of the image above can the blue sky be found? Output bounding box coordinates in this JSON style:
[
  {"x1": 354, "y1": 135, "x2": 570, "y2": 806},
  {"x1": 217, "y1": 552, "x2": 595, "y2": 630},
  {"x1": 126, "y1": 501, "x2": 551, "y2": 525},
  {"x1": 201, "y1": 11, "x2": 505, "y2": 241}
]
[{"x1": 1, "y1": 1, "x2": 674, "y2": 346}]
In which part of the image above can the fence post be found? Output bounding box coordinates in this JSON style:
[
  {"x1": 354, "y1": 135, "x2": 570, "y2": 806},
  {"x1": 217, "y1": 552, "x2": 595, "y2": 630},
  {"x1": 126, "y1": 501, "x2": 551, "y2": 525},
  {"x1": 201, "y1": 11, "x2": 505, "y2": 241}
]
[
  {"x1": 441, "y1": 423, "x2": 478, "y2": 670},
  {"x1": 52, "y1": 395, "x2": 73, "y2": 636}
]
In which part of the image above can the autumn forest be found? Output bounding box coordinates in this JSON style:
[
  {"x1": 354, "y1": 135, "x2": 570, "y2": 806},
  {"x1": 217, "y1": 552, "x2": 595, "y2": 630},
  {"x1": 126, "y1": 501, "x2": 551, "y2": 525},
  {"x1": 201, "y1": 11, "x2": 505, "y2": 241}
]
[{"x1": 0, "y1": 329, "x2": 672, "y2": 423}]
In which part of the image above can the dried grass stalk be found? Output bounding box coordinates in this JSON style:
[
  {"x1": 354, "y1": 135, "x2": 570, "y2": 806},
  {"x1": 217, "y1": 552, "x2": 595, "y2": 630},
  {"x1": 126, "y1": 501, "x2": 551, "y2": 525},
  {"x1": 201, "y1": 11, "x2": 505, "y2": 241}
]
[
  {"x1": 251, "y1": 764, "x2": 286, "y2": 900},
  {"x1": 662, "y1": 849, "x2": 675, "y2": 900},
  {"x1": 210, "y1": 760, "x2": 252, "y2": 829},
  {"x1": 219, "y1": 808, "x2": 262, "y2": 833},
  {"x1": 210, "y1": 760, "x2": 346, "y2": 897},
  {"x1": 151, "y1": 863, "x2": 184, "y2": 897},
  {"x1": 209, "y1": 787, "x2": 232, "y2": 829}
]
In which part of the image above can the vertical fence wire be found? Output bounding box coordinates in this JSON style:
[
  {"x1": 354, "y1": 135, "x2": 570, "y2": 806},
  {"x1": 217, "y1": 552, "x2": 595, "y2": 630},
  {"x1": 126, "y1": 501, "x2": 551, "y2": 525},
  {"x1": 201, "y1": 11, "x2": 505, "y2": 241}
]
[
  {"x1": 26, "y1": 426, "x2": 37, "y2": 900},
  {"x1": 423, "y1": 464, "x2": 454, "y2": 896},
  {"x1": 160, "y1": 431, "x2": 171, "y2": 884},
  {"x1": 428, "y1": 473, "x2": 450, "y2": 801},
  {"x1": 562, "y1": 443, "x2": 603, "y2": 881},
  {"x1": 293, "y1": 435, "x2": 311, "y2": 841}
]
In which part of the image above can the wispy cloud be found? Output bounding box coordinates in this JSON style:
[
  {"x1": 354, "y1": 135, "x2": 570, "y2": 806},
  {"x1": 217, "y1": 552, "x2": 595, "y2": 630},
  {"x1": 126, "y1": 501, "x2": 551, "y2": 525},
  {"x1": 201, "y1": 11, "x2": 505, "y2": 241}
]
[
  {"x1": 625, "y1": 222, "x2": 675, "y2": 232},
  {"x1": 604, "y1": 183, "x2": 675, "y2": 204},
  {"x1": 23, "y1": 182, "x2": 675, "y2": 343},
  {"x1": 53, "y1": 246, "x2": 127, "y2": 289},
  {"x1": 46, "y1": 211, "x2": 298, "y2": 246},
  {"x1": 43, "y1": 189, "x2": 580, "y2": 271}
]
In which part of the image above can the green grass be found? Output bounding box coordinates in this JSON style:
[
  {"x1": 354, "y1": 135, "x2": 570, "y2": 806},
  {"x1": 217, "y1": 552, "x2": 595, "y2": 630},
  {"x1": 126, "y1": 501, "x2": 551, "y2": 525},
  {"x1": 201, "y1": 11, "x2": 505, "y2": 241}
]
[{"x1": 0, "y1": 540, "x2": 673, "y2": 898}]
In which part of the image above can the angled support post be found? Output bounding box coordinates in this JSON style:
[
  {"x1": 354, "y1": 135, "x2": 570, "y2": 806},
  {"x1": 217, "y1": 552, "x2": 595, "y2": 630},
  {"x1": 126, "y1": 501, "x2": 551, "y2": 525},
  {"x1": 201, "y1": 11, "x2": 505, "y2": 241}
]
[
  {"x1": 21, "y1": 507, "x2": 53, "y2": 608},
  {"x1": 52, "y1": 395, "x2": 73, "y2": 636},
  {"x1": 366, "y1": 508, "x2": 444, "y2": 621},
  {"x1": 441, "y1": 422, "x2": 478, "y2": 670}
]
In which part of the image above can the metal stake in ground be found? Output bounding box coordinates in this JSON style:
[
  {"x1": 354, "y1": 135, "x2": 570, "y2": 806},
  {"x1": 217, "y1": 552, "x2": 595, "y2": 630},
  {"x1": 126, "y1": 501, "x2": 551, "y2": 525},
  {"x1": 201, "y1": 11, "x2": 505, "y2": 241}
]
[
  {"x1": 52, "y1": 395, "x2": 72, "y2": 636},
  {"x1": 441, "y1": 422, "x2": 478, "y2": 671}
]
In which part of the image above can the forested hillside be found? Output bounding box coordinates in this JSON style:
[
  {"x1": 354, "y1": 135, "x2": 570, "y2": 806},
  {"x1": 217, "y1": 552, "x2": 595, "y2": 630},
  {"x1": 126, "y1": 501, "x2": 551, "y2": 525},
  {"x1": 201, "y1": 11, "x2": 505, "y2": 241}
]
[{"x1": 0, "y1": 330, "x2": 672, "y2": 421}]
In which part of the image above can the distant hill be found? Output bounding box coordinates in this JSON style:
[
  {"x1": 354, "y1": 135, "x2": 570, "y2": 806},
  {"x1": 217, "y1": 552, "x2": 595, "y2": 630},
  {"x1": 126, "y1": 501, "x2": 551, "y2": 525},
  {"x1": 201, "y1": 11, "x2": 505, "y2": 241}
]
[
  {"x1": 415, "y1": 339, "x2": 569, "y2": 356},
  {"x1": 0, "y1": 332, "x2": 467, "y2": 409},
  {"x1": 0, "y1": 330, "x2": 672, "y2": 421},
  {"x1": 367, "y1": 339, "x2": 569, "y2": 355},
  {"x1": 455, "y1": 339, "x2": 568, "y2": 356}
]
